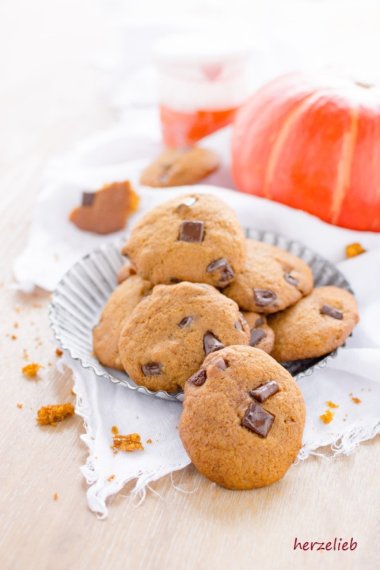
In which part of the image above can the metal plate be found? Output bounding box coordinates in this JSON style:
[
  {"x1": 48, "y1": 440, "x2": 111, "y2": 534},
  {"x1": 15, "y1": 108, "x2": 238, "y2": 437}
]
[{"x1": 49, "y1": 229, "x2": 353, "y2": 402}]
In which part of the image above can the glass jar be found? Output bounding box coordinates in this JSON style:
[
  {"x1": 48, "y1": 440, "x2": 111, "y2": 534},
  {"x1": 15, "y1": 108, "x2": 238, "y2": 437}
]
[{"x1": 154, "y1": 33, "x2": 252, "y2": 148}]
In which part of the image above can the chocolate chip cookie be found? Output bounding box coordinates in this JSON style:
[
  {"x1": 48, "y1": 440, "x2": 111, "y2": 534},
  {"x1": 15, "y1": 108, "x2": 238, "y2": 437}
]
[
  {"x1": 117, "y1": 260, "x2": 136, "y2": 284},
  {"x1": 122, "y1": 194, "x2": 246, "y2": 287},
  {"x1": 140, "y1": 147, "x2": 219, "y2": 187},
  {"x1": 69, "y1": 180, "x2": 139, "y2": 235},
  {"x1": 224, "y1": 239, "x2": 313, "y2": 313},
  {"x1": 118, "y1": 282, "x2": 250, "y2": 393},
  {"x1": 180, "y1": 345, "x2": 305, "y2": 489},
  {"x1": 269, "y1": 286, "x2": 359, "y2": 362},
  {"x1": 243, "y1": 311, "x2": 275, "y2": 354},
  {"x1": 93, "y1": 275, "x2": 152, "y2": 370}
]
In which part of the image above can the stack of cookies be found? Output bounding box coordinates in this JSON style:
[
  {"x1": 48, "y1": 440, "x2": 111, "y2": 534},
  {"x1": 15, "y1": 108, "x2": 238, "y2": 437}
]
[{"x1": 93, "y1": 193, "x2": 359, "y2": 490}]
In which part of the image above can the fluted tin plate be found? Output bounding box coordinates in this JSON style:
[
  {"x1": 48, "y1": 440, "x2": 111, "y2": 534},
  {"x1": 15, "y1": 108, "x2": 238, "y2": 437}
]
[{"x1": 49, "y1": 229, "x2": 353, "y2": 402}]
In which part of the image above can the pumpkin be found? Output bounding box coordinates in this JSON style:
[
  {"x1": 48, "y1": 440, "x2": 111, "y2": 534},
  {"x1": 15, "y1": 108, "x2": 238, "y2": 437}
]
[{"x1": 231, "y1": 73, "x2": 380, "y2": 232}]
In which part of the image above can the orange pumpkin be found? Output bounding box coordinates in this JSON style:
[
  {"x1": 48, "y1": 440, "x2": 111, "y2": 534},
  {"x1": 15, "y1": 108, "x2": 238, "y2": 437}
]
[{"x1": 231, "y1": 73, "x2": 380, "y2": 232}]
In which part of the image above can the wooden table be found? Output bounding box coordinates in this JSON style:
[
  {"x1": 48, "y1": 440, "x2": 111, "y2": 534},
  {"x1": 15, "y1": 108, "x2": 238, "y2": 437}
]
[{"x1": 0, "y1": 1, "x2": 379, "y2": 568}]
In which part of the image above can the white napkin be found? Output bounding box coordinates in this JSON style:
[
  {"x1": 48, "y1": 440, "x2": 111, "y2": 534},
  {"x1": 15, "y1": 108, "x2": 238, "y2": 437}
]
[
  {"x1": 62, "y1": 359, "x2": 189, "y2": 517},
  {"x1": 14, "y1": 127, "x2": 380, "y2": 517}
]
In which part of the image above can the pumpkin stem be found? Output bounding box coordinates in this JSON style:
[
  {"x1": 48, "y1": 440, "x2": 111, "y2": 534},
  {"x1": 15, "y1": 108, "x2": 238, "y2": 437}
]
[{"x1": 354, "y1": 80, "x2": 373, "y2": 89}]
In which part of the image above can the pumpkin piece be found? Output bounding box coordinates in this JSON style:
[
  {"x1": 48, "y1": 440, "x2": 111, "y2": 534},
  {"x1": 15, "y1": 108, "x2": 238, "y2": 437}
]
[
  {"x1": 320, "y1": 409, "x2": 334, "y2": 424},
  {"x1": 345, "y1": 242, "x2": 366, "y2": 258},
  {"x1": 22, "y1": 363, "x2": 42, "y2": 379}
]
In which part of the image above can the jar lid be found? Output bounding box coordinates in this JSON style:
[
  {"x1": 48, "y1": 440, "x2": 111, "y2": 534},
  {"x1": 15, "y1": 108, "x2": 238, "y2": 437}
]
[{"x1": 154, "y1": 33, "x2": 252, "y2": 66}]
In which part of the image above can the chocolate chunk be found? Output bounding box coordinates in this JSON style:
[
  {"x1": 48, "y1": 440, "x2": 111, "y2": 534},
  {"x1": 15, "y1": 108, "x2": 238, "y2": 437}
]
[
  {"x1": 206, "y1": 258, "x2": 235, "y2": 287},
  {"x1": 234, "y1": 320, "x2": 243, "y2": 331},
  {"x1": 250, "y1": 328, "x2": 267, "y2": 347},
  {"x1": 170, "y1": 278, "x2": 181, "y2": 284},
  {"x1": 250, "y1": 380, "x2": 280, "y2": 403},
  {"x1": 242, "y1": 401, "x2": 274, "y2": 437},
  {"x1": 253, "y1": 289, "x2": 277, "y2": 307},
  {"x1": 81, "y1": 192, "x2": 96, "y2": 206},
  {"x1": 255, "y1": 316, "x2": 265, "y2": 327},
  {"x1": 203, "y1": 331, "x2": 224, "y2": 355},
  {"x1": 320, "y1": 304, "x2": 343, "y2": 320},
  {"x1": 141, "y1": 362, "x2": 162, "y2": 376},
  {"x1": 179, "y1": 221, "x2": 204, "y2": 243},
  {"x1": 212, "y1": 357, "x2": 228, "y2": 371},
  {"x1": 178, "y1": 316, "x2": 193, "y2": 328},
  {"x1": 188, "y1": 368, "x2": 207, "y2": 386},
  {"x1": 284, "y1": 272, "x2": 299, "y2": 287}
]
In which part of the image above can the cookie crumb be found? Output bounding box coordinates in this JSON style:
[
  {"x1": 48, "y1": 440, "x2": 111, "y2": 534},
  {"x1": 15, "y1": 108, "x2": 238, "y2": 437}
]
[
  {"x1": 55, "y1": 348, "x2": 63, "y2": 357},
  {"x1": 146, "y1": 438, "x2": 153, "y2": 444},
  {"x1": 16, "y1": 403, "x2": 24, "y2": 409},
  {"x1": 107, "y1": 474, "x2": 115, "y2": 482},
  {"x1": 22, "y1": 363, "x2": 42, "y2": 379},
  {"x1": 111, "y1": 425, "x2": 119, "y2": 435},
  {"x1": 346, "y1": 242, "x2": 366, "y2": 258},
  {"x1": 326, "y1": 401, "x2": 339, "y2": 409},
  {"x1": 320, "y1": 409, "x2": 334, "y2": 424},
  {"x1": 351, "y1": 396, "x2": 362, "y2": 404},
  {"x1": 37, "y1": 403, "x2": 74, "y2": 426},
  {"x1": 53, "y1": 493, "x2": 59, "y2": 501},
  {"x1": 13, "y1": 322, "x2": 19, "y2": 329},
  {"x1": 112, "y1": 433, "x2": 144, "y2": 453}
]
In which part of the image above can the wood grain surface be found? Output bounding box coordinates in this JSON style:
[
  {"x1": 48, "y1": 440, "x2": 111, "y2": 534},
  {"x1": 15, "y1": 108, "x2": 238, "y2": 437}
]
[{"x1": 0, "y1": 1, "x2": 379, "y2": 569}]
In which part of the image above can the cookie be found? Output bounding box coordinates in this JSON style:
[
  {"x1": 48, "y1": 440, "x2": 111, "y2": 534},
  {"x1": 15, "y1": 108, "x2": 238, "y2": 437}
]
[
  {"x1": 268, "y1": 286, "x2": 359, "y2": 362},
  {"x1": 117, "y1": 260, "x2": 136, "y2": 284},
  {"x1": 122, "y1": 193, "x2": 246, "y2": 287},
  {"x1": 69, "y1": 180, "x2": 139, "y2": 235},
  {"x1": 224, "y1": 239, "x2": 313, "y2": 313},
  {"x1": 118, "y1": 282, "x2": 250, "y2": 393},
  {"x1": 180, "y1": 345, "x2": 305, "y2": 490},
  {"x1": 93, "y1": 275, "x2": 152, "y2": 370},
  {"x1": 140, "y1": 147, "x2": 219, "y2": 187},
  {"x1": 243, "y1": 311, "x2": 275, "y2": 354}
]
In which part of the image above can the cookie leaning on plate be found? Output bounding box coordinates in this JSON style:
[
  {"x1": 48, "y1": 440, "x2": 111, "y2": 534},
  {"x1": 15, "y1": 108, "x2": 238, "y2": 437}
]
[
  {"x1": 93, "y1": 275, "x2": 152, "y2": 370},
  {"x1": 243, "y1": 311, "x2": 275, "y2": 353},
  {"x1": 122, "y1": 193, "x2": 246, "y2": 287},
  {"x1": 180, "y1": 345, "x2": 305, "y2": 489},
  {"x1": 224, "y1": 239, "x2": 313, "y2": 313},
  {"x1": 269, "y1": 286, "x2": 359, "y2": 362},
  {"x1": 118, "y1": 282, "x2": 250, "y2": 393}
]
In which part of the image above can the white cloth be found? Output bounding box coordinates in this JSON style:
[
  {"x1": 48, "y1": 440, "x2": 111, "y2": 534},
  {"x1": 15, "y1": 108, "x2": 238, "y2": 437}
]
[
  {"x1": 14, "y1": 126, "x2": 380, "y2": 518},
  {"x1": 62, "y1": 358, "x2": 189, "y2": 517}
]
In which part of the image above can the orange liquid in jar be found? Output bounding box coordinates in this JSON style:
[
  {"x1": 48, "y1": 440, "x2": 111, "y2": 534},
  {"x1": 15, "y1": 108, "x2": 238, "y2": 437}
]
[{"x1": 160, "y1": 105, "x2": 238, "y2": 148}]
